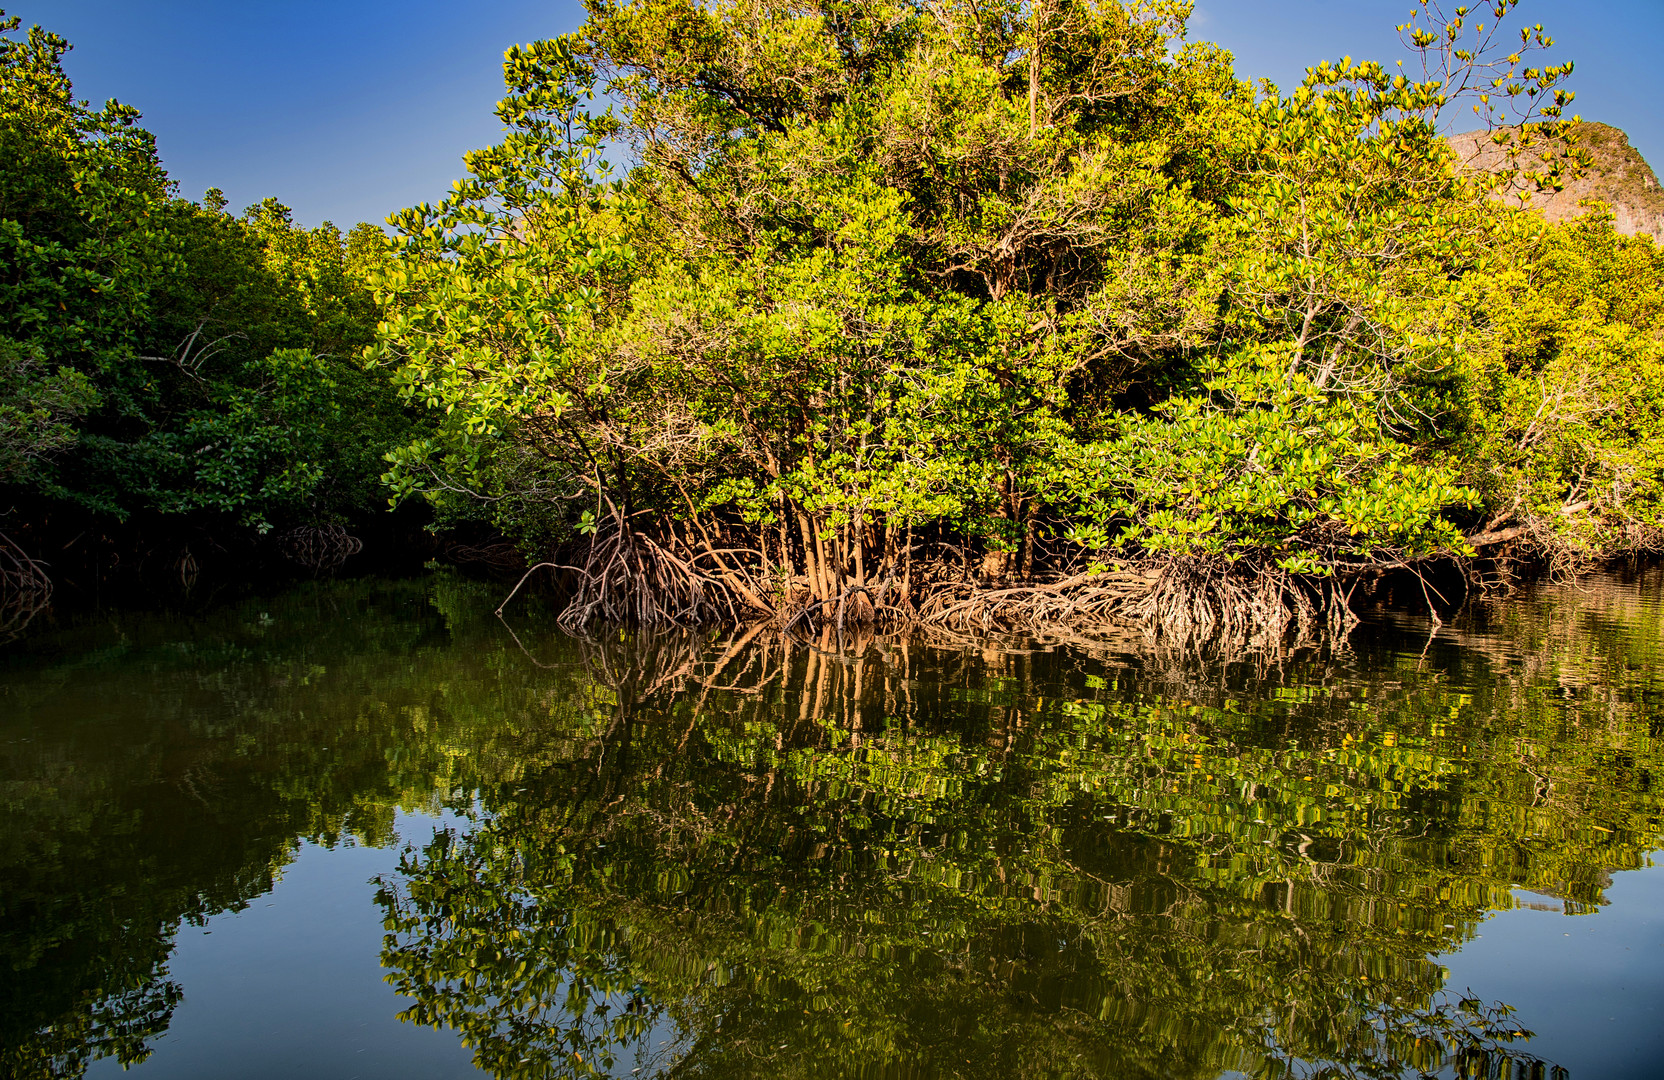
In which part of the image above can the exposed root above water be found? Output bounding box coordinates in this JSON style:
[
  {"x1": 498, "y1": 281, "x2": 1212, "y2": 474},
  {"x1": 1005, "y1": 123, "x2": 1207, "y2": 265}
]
[
  {"x1": 500, "y1": 534, "x2": 1376, "y2": 651},
  {"x1": 1, "y1": 530, "x2": 52, "y2": 641},
  {"x1": 278, "y1": 525, "x2": 364, "y2": 572},
  {"x1": 499, "y1": 520, "x2": 762, "y2": 631},
  {"x1": 911, "y1": 570, "x2": 1154, "y2": 634},
  {"x1": 1125, "y1": 561, "x2": 1360, "y2": 647},
  {"x1": 909, "y1": 561, "x2": 1358, "y2": 650}
]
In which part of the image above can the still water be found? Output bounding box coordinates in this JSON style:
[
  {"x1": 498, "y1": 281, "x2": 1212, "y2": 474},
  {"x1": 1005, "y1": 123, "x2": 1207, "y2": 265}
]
[{"x1": 3, "y1": 568, "x2": 1663, "y2": 1079}]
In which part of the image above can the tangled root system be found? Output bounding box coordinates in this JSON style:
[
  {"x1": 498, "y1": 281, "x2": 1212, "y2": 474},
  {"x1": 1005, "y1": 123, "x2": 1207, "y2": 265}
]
[
  {"x1": 1125, "y1": 560, "x2": 1358, "y2": 649},
  {"x1": 279, "y1": 525, "x2": 364, "y2": 572},
  {"x1": 502, "y1": 539, "x2": 1371, "y2": 653},
  {"x1": 1, "y1": 531, "x2": 52, "y2": 641},
  {"x1": 912, "y1": 569, "x2": 1155, "y2": 635},
  {"x1": 500, "y1": 522, "x2": 748, "y2": 631},
  {"x1": 444, "y1": 540, "x2": 526, "y2": 574},
  {"x1": 904, "y1": 561, "x2": 1355, "y2": 650}
]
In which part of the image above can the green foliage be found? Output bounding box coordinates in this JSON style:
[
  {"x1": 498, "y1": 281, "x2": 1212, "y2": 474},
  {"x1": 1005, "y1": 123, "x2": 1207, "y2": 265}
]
[
  {"x1": 57, "y1": 192, "x2": 416, "y2": 532},
  {"x1": 0, "y1": 9, "x2": 416, "y2": 554},
  {"x1": 0, "y1": 338, "x2": 98, "y2": 484},
  {"x1": 1451, "y1": 210, "x2": 1664, "y2": 562},
  {"x1": 372, "y1": 34, "x2": 634, "y2": 544},
  {"x1": 371, "y1": 0, "x2": 1232, "y2": 587},
  {"x1": 1095, "y1": 347, "x2": 1475, "y2": 572},
  {"x1": 371, "y1": 0, "x2": 1649, "y2": 622},
  {"x1": 4, "y1": 0, "x2": 1656, "y2": 614},
  {"x1": 0, "y1": 12, "x2": 172, "y2": 493}
]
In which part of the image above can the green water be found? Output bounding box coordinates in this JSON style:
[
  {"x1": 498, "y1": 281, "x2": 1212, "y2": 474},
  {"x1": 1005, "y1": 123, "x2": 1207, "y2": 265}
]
[{"x1": 2, "y1": 568, "x2": 1663, "y2": 1079}]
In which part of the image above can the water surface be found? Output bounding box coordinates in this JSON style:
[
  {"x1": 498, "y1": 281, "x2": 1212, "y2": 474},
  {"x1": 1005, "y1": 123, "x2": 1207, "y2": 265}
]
[{"x1": 3, "y1": 568, "x2": 1662, "y2": 1078}]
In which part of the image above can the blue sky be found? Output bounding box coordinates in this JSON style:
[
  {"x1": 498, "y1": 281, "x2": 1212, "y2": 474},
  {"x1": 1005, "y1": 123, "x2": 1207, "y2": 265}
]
[{"x1": 15, "y1": 0, "x2": 1662, "y2": 229}]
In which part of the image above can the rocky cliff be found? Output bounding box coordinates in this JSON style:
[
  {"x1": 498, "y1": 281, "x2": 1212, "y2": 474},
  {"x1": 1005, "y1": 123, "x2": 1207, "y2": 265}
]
[{"x1": 1448, "y1": 122, "x2": 1664, "y2": 243}]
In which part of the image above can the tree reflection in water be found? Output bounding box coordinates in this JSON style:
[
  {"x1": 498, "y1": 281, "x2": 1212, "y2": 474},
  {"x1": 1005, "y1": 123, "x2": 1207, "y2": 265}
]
[
  {"x1": 4, "y1": 568, "x2": 1658, "y2": 1078},
  {"x1": 379, "y1": 572, "x2": 1661, "y2": 1079}
]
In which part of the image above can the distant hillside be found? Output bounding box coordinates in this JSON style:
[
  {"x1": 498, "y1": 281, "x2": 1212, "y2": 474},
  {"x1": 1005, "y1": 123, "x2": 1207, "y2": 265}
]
[{"x1": 1449, "y1": 122, "x2": 1664, "y2": 243}]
